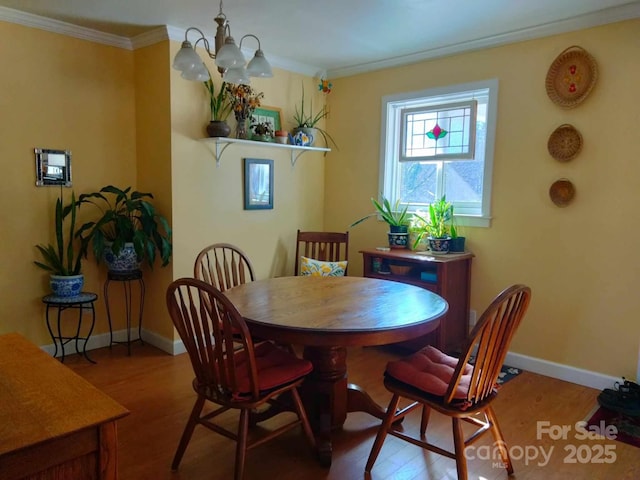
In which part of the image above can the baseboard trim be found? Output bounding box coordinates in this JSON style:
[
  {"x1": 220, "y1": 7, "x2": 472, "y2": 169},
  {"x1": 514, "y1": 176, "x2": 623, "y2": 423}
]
[
  {"x1": 39, "y1": 328, "x2": 185, "y2": 357},
  {"x1": 38, "y1": 333, "x2": 617, "y2": 390},
  {"x1": 504, "y1": 351, "x2": 618, "y2": 391}
]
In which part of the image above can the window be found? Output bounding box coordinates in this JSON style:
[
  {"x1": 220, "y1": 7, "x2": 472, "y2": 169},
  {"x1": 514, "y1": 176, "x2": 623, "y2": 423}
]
[{"x1": 379, "y1": 79, "x2": 498, "y2": 227}]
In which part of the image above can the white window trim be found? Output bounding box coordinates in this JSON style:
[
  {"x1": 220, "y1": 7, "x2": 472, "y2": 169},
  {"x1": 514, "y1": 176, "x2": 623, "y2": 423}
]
[{"x1": 379, "y1": 79, "x2": 498, "y2": 228}]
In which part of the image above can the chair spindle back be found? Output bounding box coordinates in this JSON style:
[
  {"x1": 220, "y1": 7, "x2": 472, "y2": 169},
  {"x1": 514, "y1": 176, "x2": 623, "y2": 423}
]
[
  {"x1": 445, "y1": 284, "x2": 531, "y2": 406},
  {"x1": 166, "y1": 278, "x2": 260, "y2": 401}
]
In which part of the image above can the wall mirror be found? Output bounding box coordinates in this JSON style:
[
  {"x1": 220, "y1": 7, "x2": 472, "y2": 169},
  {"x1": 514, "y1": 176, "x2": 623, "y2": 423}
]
[{"x1": 35, "y1": 148, "x2": 72, "y2": 187}]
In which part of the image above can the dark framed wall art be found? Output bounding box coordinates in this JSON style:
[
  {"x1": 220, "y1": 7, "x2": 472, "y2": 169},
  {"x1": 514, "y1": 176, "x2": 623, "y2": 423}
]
[
  {"x1": 243, "y1": 158, "x2": 273, "y2": 210},
  {"x1": 35, "y1": 148, "x2": 72, "y2": 187}
]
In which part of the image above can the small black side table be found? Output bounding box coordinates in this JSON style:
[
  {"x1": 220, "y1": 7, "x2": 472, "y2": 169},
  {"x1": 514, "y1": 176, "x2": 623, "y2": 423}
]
[
  {"x1": 43, "y1": 292, "x2": 98, "y2": 364},
  {"x1": 104, "y1": 270, "x2": 145, "y2": 355}
]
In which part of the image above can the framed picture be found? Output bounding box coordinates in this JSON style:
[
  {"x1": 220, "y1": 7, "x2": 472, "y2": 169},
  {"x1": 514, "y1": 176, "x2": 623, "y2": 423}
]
[
  {"x1": 35, "y1": 148, "x2": 72, "y2": 187},
  {"x1": 251, "y1": 106, "x2": 282, "y2": 133},
  {"x1": 243, "y1": 158, "x2": 273, "y2": 210}
]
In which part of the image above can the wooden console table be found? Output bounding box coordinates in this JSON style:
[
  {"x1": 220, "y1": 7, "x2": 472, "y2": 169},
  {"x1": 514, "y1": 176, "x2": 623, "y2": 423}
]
[
  {"x1": 0, "y1": 333, "x2": 129, "y2": 480},
  {"x1": 360, "y1": 248, "x2": 474, "y2": 353}
]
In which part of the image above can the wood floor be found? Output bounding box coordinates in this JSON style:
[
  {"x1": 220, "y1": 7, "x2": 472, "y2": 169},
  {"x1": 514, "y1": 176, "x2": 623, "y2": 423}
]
[{"x1": 66, "y1": 343, "x2": 640, "y2": 480}]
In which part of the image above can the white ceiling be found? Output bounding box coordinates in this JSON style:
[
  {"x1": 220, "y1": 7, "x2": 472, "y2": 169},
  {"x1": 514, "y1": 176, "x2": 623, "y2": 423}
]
[{"x1": 1, "y1": 0, "x2": 639, "y2": 77}]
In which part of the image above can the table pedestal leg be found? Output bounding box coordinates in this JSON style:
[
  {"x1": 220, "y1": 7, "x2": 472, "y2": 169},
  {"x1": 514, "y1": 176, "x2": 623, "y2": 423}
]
[{"x1": 302, "y1": 346, "x2": 387, "y2": 466}]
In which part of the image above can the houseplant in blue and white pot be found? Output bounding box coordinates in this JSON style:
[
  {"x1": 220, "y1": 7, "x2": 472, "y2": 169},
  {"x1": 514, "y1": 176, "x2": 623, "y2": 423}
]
[
  {"x1": 412, "y1": 196, "x2": 453, "y2": 254},
  {"x1": 350, "y1": 196, "x2": 412, "y2": 249},
  {"x1": 77, "y1": 185, "x2": 172, "y2": 273},
  {"x1": 34, "y1": 191, "x2": 87, "y2": 297}
]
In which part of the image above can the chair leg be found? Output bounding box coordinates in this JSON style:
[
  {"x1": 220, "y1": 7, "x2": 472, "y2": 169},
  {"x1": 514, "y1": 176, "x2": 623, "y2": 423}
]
[
  {"x1": 290, "y1": 386, "x2": 317, "y2": 450},
  {"x1": 452, "y1": 418, "x2": 468, "y2": 480},
  {"x1": 486, "y1": 406, "x2": 514, "y2": 475},
  {"x1": 172, "y1": 395, "x2": 206, "y2": 470},
  {"x1": 234, "y1": 408, "x2": 250, "y2": 480},
  {"x1": 420, "y1": 405, "x2": 432, "y2": 437},
  {"x1": 365, "y1": 393, "x2": 401, "y2": 473}
]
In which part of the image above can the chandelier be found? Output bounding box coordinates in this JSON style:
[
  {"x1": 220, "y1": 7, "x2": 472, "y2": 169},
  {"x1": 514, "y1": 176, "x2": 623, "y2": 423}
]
[{"x1": 172, "y1": 0, "x2": 272, "y2": 85}]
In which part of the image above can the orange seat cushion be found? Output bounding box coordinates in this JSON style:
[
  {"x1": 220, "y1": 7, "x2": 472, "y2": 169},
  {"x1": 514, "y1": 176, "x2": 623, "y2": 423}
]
[
  {"x1": 385, "y1": 345, "x2": 473, "y2": 399},
  {"x1": 234, "y1": 342, "x2": 313, "y2": 393}
]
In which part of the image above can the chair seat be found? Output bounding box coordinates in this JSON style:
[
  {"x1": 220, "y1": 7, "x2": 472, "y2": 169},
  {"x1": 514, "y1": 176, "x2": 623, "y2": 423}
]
[
  {"x1": 385, "y1": 345, "x2": 473, "y2": 399},
  {"x1": 234, "y1": 342, "x2": 313, "y2": 393}
]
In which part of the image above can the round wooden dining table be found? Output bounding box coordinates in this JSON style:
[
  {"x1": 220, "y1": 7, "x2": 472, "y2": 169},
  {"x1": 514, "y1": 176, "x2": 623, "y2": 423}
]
[{"x1": 223, "y1": 275, "x2": 448, "y2": 465}]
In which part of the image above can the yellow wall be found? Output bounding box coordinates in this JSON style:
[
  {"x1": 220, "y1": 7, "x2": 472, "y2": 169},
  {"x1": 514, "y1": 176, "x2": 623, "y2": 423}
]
[
  {"x1": 169, "y1": 42, "x2": 327, "y2": 284},
  {"x1": 325, "y1": 19, "x2": 640, "y2": 378},
  {"x1": 0, "y1": 22, "x2": 138, "y2": 344},
  {"x1": 133, "y1": 42, "x2": 175, "y2": 340},
  {"x1": 4, "y1": 14, "x2": 638, "y2": 380}
]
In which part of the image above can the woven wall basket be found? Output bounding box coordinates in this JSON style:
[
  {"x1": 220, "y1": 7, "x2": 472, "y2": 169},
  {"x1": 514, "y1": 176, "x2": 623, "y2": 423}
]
[
  {"x1": 547, "y1": 124, "x2": 583, "y2": 162},
  {"x1": 545, "y1": 46, "x2": 598, "y2": 108},
  {"x1": 549, "y1": 179, "x2": 576, "y2": 207}
]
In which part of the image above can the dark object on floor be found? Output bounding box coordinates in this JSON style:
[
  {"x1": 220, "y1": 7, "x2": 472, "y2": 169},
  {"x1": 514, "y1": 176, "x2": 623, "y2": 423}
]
[
  {"x1": 587, "y1": 406, "x2": 640, "y2": 449},
  {"x1": 597, "y1": 377, "x2": 640, "y2": 417}
]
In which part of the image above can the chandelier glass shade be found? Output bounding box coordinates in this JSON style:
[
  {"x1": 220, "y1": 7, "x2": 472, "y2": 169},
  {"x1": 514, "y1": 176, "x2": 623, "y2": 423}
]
[{"x1": 172, "y1": 1, "x2": 272, "y2": 85}]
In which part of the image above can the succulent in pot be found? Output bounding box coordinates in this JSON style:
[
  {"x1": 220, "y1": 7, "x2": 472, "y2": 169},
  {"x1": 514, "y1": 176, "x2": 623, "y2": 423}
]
[
  {"x1": 292, "y1": 83, "x2": 338, "y2": 149},
  {"x1": 77, "y1": 185, "x2": 172, "y2": 272},
  {"x1": 34, "y1": 190, "x2": 88, "y2": 296},
  {"x1": 250, "y1": 121, "x2": 274, "y2": 141}
]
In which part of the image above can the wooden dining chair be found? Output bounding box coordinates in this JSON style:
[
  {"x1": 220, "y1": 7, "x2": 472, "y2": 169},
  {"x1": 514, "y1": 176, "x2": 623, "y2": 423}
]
[
  {"x1": 365, "y1": 284, "x2": 531, "y2": 480},
  {"x1": 294, "y1": 230, "x2": 349, "y2": 275},
  {"x1": 166, "y1": 278, "x2": 317, "y2": 480},
  {"x1": 194, "y1": 243, "x2": 255, "y2": 291}
]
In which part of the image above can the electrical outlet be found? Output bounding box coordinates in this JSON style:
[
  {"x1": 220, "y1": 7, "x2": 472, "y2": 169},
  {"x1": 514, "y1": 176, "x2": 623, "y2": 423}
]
[{"x1": 469, "y1": 310, "x2": 477, "y2": 329}]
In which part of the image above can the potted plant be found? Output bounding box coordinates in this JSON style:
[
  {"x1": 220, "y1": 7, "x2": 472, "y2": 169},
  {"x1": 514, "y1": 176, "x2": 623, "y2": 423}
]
[
  {"x1": 34, "y1": 191, "x2": 87, "y2": 297},
  {"x1": 77, "y1": 185, "x2": 172, "y2": 272},
  {"x1": 448, "y1": 219, "x2": 466, "y2": 253},
  {"x1": 413, "y1": 196, "x2": 453, "y2": 254},
  {"x1": 408, "y1": 211, "x2": 429, "y2": 251},
  {"x1": 292, "y1": 83, "x2": 338, "y2": 149},
  {"x1": 250, "y1": 121, "x2": 274, "y2": 142},
  {"x1": 350, "y1": 196, "x2": 412, "y2": 248},
  {"x1": 204, "y1": 77, "x2": 233, "y2": 137}
]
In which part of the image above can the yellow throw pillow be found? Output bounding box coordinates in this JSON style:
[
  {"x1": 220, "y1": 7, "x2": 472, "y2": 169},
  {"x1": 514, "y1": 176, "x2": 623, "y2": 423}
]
[{"x1": 300, "y1": 256, "x2": 347, "y2": 277}]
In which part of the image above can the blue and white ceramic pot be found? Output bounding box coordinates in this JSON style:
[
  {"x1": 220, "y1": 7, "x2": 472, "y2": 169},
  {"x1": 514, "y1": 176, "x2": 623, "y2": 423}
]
[
  {"x1": 104, "y1": 242, "x2": 141, "y2": 272},
  {"x1": 388, "y1": 232, "x2": 409, "y2": 249},
  {"x1": 50, "y1": 274, "x2": 84, "y2": 297},
  {"x1": 428, "y1": 237, "x2": 451, "y2": 255}
]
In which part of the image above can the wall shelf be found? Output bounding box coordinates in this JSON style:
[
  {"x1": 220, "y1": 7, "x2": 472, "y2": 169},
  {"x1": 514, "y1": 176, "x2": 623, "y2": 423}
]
[{"x1": 201, "y1": 137, "x2": 330, "y2": 167}]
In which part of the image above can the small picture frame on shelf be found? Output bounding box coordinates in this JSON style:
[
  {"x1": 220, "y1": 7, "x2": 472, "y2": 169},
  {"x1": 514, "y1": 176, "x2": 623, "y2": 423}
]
[
  {"x1": 251, "y1": 106, "x2": 282, "y2": 135},
  {"x1": 243, "y1": 158, "x2": 273, "y2": 210}
]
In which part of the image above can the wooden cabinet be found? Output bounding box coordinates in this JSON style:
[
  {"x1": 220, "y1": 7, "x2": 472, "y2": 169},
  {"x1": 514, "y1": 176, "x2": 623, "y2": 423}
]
[
  {"x1": 0, "y1": 333, "x2": 129, "y2": 480},
  {"x1": 360, "y1": 249, "x2": 473, "y2": 353}
]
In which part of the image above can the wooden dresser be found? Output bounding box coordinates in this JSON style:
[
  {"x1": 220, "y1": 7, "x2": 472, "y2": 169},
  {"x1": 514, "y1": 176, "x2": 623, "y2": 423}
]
[
  {"x1": 360, "y1": 248, "x2": 473, "y2": 353},
  {"x1": 0, "y1": 333, "x2": 129, "y2": 480}
]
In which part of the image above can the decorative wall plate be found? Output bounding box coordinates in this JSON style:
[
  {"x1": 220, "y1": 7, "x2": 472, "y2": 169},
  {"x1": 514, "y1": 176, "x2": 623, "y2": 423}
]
[
  {"x1": 545, "y1": 46, "x2": 598, "y2": 109},
  {"x1": 547, "y1": 124, "x2": 583, "y2": 162},
  {"x1": 549, "y1": 179, "x2": 576, "y2": 207}
]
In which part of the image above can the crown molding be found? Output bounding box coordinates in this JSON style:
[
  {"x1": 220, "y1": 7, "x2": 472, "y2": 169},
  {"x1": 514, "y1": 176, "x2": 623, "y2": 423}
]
[
  {"x1": 3, "y1": 2, "x2": 637, "y2": 79},
  {"x1": 0, "y1": 4, "x2": 323, "y2": 77},
  {"x1": 327, "y1": 2, "x2": 640, "y2": 79},
  {"x1": 131, "y1": 26, "x2": 169, "y2": 50},
  {"x1": 0, "y1": 6, "x2": 132, "y2": 49}
]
